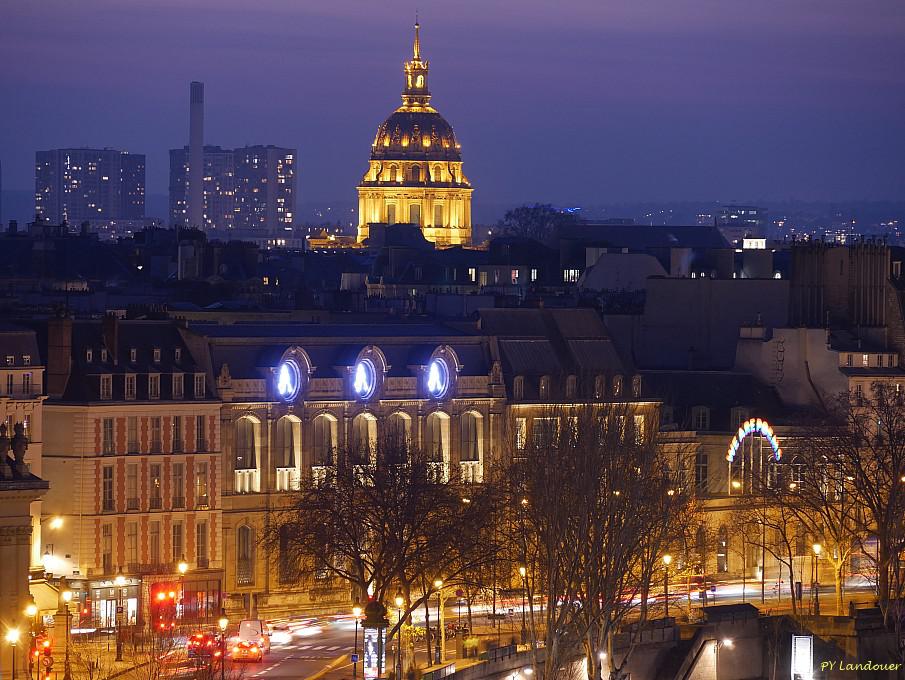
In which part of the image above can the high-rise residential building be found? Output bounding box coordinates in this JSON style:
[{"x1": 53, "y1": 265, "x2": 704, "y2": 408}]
[
  {"x1": 169, "y1": 146, "x2": 236, "y2": 231},
  {"x1": 35, "y1": 148, "x2": 145, "y2": 225},
  {"x1": 234, "y1": 146, "x2": 296, "y2": 230},
  {"x1": 169, "y1": 145, "x2": 296, "y2": 231}
]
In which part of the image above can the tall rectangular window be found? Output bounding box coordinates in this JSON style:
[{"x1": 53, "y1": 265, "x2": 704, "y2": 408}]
[
  {"x1": 149, "y1": 521, "x2": 160, "y2": 564},
  {"x1": 194, "y1": 374, "x2": 205, "y2": 399},
  {"x1": 126, "y1": 522, "x2": 138, "y2": 564},
  {"x1": 102, "y1": 418, "x2": 115, "y2": 455},
  {"x1": 102, "y1": 465, "x2": 114, "y2": 512},
  {"x1": 150, "y1": 417, "x2": 161, "y2": 453},
  {"x1": 149, "y1": 374, "x2": 160, "y2": 400},
  {"x1": 150, "y1": 464, "x2": 162, "y2": 509},
  {"x1": 125, "y1": 374, "x2": 136, "y2": 400},
  {"x1": 5, "y1": 374, "x2": 12, "y2": 395},
  {"x1": 633, "y1": 415, "x2": 645, "y2": 444},
  {"x1": 196, "y1": 415, "x2": 206, "y2": 451},
  {"x1": 172, "y1": 463, "x2": 185, "y2": 508},
  {"x1": 23, "y1": 372, "x2": 32, "y2": 394},
  {"x1": 172, "y1": 522, "x2": 184, "y2": 563},
  {"x1": 127, "y1": 416, "x2": 138, "y2": 453},
  {"x1": 433, "y1": 204, "x2": 443, "y2": 227},
  {"x1": 695, "y1": 452, "x2": 709, "y2": 494},
  {"x1": 126, "y1": 463, "x2": 138, "y2": 510},
  {"x1": 172, "y1": 374, "x2": 184, "y2": 399},
  {"x1": 196, "y1": 522, "x2": 208, "y2": 566},
  {"x1": 195, "y1": 462, "x2": 209, "y2": 507},
  {"x1": 100, "y1": 375, "x2": 112, "y2": 400},
  {"x1": 409, "y1": 203, "x2": 421, "y2": 224},
  {"x1": 172, "y1": 416, "x2": 183, "y2": 453},
  {"x1": 102, "y1": 524, "x2": 113, "y2": 573}
]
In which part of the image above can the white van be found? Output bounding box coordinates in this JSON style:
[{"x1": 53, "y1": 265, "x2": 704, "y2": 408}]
[{"x1": 238, "y1": 619, "x2": 271, "y2": 655}]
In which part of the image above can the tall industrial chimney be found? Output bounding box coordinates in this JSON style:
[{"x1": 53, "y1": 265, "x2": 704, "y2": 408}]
[{"x1": 188, "y1": 81, "x2": 204, "y2": 229}]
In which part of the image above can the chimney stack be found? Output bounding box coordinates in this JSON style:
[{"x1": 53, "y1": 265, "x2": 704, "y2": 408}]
[
  {"x1": 47, "y1": 313, "x2": 73, "y2": 399},
  {"x1": 188, "y1": 81, "x2": 204, "y2": 230}
]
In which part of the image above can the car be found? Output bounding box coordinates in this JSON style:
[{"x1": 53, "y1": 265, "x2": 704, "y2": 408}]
[
  {"x1": 238, "y1": 619, "x2": 271, "y2": 656},
  {"x1": 187, "y1": 632, "x2": 219, "y2": 658},
  {"x1": 269, "y1": 623, "x2": 292, "y2": 645},
  {"x1": 231, "y1": 640, "x2": 263, "y2": 662}
]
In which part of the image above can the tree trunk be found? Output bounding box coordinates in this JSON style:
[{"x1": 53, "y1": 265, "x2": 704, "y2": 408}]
[
  {"x1": 787, "y1": 560, "x2": 798, "y2": 617},
  {"x1": 423, "y1": 597, "x2": 432, "y2": 668},
  {"x1": 834, "y1": 562, "x2": 844, "y2": 616},
  {"x1": 879, "y1": 542, "x2": 891, "y2": 608}
]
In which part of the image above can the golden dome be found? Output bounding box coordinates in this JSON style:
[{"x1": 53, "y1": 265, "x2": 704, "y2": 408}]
[{"x1": 371, "y1": 110, "x2": 461, "y2": 162}]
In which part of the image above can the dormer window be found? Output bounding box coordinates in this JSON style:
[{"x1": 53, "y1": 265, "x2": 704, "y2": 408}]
[
  {"x1": 632, "y1": 375, "x2": 642, "y2": 399},
  {"x1": 153, "y1": 348, "x2": 161, "y2": 363},
  {"x1": 194, "y1": 373, "x2": 206, "y2": 399},
  {"x1": 148, "y1": 374, "x2": 160, "y2": 400},
  {"x1": 513, "y1": 376, "x2": 525, "y2": 401},
  {"x1": 130, "y1": 348, "x2": 137, "y2": 363},
  {"x1": 175, "y1": 348, "x2": 182, "y2": 362},
  {"x1": 612, "y1": 375, "x2": 623, "y2": 398},
  {"x1": 173, "y1": 374, "x2": 184, "y2": 400},
  {"x1": 5, "y1": 355, "x2": 13, "y2": 366},
  {"x1": 125, "y1": 374, "x2": 136, "y2": 400},
  {"x1": 100, "y1": 349, "x2": 107, "y2": 363},
  {"x1": 22, "y1": 355, "x2": 31, "y2": 366},
  {"x1": 594, "y1": 375, "x2": 606, "y2": 400},
  {"x1": 539, "y1": 375, "x2": 551, "y2": 400},
  {"x1": 691, "y1": 406, "x2": 711, "y2": 431},
  {"x1": 565, "y1": 375, "x2": 577, "y2": 399},
  {"x1": 85, "y1": 349, "x2": 93, "y2": 363},
  {"x1": 100, "y1": 375, "x2": 113, "y2": 400}
]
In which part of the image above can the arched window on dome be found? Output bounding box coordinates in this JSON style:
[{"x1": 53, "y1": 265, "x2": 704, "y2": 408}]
[
  {"x1": 416, "y1": 75, "x2": 424, "y2": 88},
  {"x1": 411, "y1": 165, "x2": 421, "y2": 182},
  {"x1": 390, "y1": 165, "x2": 398, "y2": 182}
]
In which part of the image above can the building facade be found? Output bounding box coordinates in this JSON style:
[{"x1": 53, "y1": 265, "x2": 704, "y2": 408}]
[
  {"x1": 234, "y1": 146, "x2": 297, "y2": 230},
  {"x1": 357, "y1": 22, "x2": 472, "y2": 246},
  {"x1": 40, "y1": 318, "x2": 224, "y2": 629},
  {"x1": 169, "y1": 146, "x2": 237, "y2": 231},
  {"x1": 35, "y1": 148, "x2": 146, "y2": 225}
]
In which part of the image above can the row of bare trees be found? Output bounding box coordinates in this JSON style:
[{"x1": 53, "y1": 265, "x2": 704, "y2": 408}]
[{"x1": 267, "y1": 403, "x2": 698, "y2": 680}]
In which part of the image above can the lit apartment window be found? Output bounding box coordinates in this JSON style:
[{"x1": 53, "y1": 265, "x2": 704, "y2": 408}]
[
  {"x1": 514, "y1": 417, "x2": 527, "y2": 451},
  {"x1": 129, "y1": 348, "x2": 137, "y2": 363},
  {"x1": 846, "y1": 354, "x2": 853, "y2": 367},
  {"x1": 149, "y1": 374, "x2": 160, "y2": 400},
  {"x1": 468, "y1": 268, "x2": 476, "y2": 283},
  {"x1": 22, "y1": 355, "x2": 31, "y2": 366},
  {"x1": 5, "y1": 355, "x2": 14, "y2": 366},
  {"x1": 194, "y1": 374, "x2": 205, "y2": 399},
  {"x1": 100, "y1": 374, "x2": 112, "y2": 400},
  {"x1": 633, "y1": 415, "x2": 645, "y2": 444},
  {"x1": 175, "y1": 348, "x2": 182, "y2": 362},
  {"x1": 85, "y1": 349, "x2": 93, "y2": 363},
  {"x1": 150, "y1": 464, "x2": 162, "y2": 509},
  {"x1": 530, "y1": 268, "x2": 538, "y2": 282},
  {"x1": 563, "y1": 269, "x2": 580, "y2": 283},
  {"x1": 862, "y1": 354, "x2": 869, "y2": 367},
  {"x1": 125, "y1": 374, "x2": 137, "y2": 400},
  {"x1": 172, "y1": 374, "x2": 184, "y2": 399},
  {"x1": 100, "y1": 349, "x2": 107, "y2": 362},
  {"x1": 153, "y1": 348, "x2": 161, "y2": 363},
  {"x1": 511, "y1": 269, "x2": 520, "y2": 285},
  {"x1": 195, "y1": 462, "x2": 209, "y2": 508}
]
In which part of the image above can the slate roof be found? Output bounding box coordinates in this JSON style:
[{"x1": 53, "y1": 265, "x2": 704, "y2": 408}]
[
  {"x1": 0, "y1": 324, "x2": 42, "y2": 365},
  {"x1": 558, "y1": 224, "x2": 731, "y2": 250}
]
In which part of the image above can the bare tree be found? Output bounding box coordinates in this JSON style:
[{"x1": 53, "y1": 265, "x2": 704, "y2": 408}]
[{"x1": 507, "y1": 404, "x2": 697, "y2": 680}]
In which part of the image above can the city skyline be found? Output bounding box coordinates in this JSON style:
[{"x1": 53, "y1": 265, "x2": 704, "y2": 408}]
[{"x1": 1, "y1": 0, "x2": 903, "y2": 211}]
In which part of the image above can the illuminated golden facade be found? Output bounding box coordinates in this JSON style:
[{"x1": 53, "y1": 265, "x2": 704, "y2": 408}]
[{"x1": 357, "y1": 22, "x2": 473, "y2": 246}]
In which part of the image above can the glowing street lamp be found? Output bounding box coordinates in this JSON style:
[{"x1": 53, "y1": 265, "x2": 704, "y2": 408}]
[
  {"x1": 393, "y1": 592, "x2": 405, "y2": 680},
  {"x1": 812, "y1": 544, "x2": 822, "y2": 615},
  {"x1": 218, "y1": 610, "x2": 229, "y2": 680},
  {"x1": 662, "y1": 554, "x2": 672, "y2": 618},
  {"x1": 6, "y1": 627, "x2": 20, "y2": 680},
  {"x1": 352, "y1": 602, "x2": 362, "y2": 680}
]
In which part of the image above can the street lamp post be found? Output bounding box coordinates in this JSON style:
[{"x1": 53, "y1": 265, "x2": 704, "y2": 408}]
[
  {"x1": 114, "y1": 567, "x2": 126, "y2": 662},
  {"x1": 61, "y1": 581, "x2": 73, "y2": 680},
  {"x1": 177, "y1": 557, "x2": 188, "y2": 626},
  {"x1": 812, "y1": 544, "x2": 822, "y2": 616},
  {"x1": 394, "y1": 592, "x2": 404, "y2": 680},
  {"x1": 517, "y1": 566, "x2": 527, "y2": 644},
  {"x1": 433, "y1": 579, "x2": 444, "y2": 664},
  {"x1": 218, "y1": 610, "x2": 228, "y2": 680},
  {"x1": 6, "y1": 627, "x2": 20, "y2": 680},
  {"x1": 662, "y1": 554, "x2": 672, "y2": 618},
  {"x1": 352, "y1": 602, "x2": 362, "y2": 680},
  {"x1": 25, "y1": 596, "x2": 37, "y2": 680}
]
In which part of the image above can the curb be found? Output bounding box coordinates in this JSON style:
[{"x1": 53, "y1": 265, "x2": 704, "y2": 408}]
[
  {"x1": 303, "y1": 653, "x2": 351, "y2": 680},
  {"x1": 105, "y1": 659, "x2": 152, "y2": 680}
]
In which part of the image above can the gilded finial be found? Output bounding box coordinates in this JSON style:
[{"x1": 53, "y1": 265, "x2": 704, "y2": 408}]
[{"x1": 413, "y1": 15, "x2": 421, "y2": 61}]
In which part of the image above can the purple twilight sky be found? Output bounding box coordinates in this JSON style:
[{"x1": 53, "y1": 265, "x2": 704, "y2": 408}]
[{"x1": 1, "y1": 0, "x2": 904, "y2": 211}]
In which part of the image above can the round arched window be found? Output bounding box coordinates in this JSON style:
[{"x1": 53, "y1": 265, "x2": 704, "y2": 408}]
[
  {"x1": 353, "y1": 359, "x2": 377, "y2": 400},
  {"x1": 426, "y1": 358, "x2": 450, "y2": 399},
  {"x1": 275, "y1": 359, "x2": 301, "y2": 402}
]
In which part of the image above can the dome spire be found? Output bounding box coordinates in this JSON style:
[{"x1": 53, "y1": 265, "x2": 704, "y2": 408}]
[{"x1": 402, "y1": 18, "x2": 431, "y2": 109}]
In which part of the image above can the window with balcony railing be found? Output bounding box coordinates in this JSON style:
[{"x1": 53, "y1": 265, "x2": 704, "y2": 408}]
[
  {"x1": 195, "y1": 495, "x2": 210, "y2": 510},
  {"x1": 151, "y1": 439, "x2": 162, "y2": 454},
  {"x1": 126, "y1": 497, "x2": 139, "y2": 511},
  {"x1": 149, "y1": 497, "x2": 162, "y2": 510},
  {"x1": 172, "y1": 496, "x2": 185, "y2": 509}
]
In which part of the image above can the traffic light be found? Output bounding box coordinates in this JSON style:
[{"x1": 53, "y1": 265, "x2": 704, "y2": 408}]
[{"x1": 42, "y1": 639, "x2": 52, "y2": 657}]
